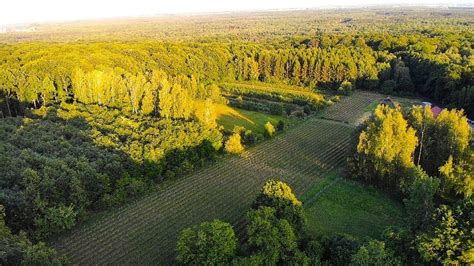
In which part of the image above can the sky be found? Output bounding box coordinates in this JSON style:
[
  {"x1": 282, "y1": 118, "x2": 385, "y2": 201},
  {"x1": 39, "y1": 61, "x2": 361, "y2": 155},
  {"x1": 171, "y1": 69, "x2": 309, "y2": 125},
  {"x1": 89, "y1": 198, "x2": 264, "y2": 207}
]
[{"x1": 0, "y1": 0, "x2": 472, "y2": 26}]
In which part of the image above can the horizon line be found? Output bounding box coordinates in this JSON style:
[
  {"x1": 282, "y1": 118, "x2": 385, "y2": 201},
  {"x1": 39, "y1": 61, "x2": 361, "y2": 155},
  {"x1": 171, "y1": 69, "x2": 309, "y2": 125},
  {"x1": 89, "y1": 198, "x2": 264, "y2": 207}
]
[{"x1": 0, "y1": 3, "x2": 472, "y2": 28}]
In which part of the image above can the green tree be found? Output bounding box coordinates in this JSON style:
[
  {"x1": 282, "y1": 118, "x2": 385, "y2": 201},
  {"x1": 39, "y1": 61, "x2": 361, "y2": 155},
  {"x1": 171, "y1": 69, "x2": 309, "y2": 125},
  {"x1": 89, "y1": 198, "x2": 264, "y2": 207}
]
[
  {"x1": 246, "y1": 207, "x2": 300, "y2": 265},
  {"x1": 351, "y1": 240, "x2": 400, "y2": 266},
  {"x1": 326, "y1": 234, "x2": 359, "y2": 265},
  {"x1": 403, "y1": 167, "x2": 439, "y2": 231},
  {"x1": 417, "y1": 202, "x2": 473, "y2": 265},
  {"x1": 21, "y1": 241, "x2": 68, "y2": 266},
  {"x1": 252, "y1": 180, "x2": 306, "y2": 235},
  {"x1": 34, "y1": 204, "x2": 77, "y2": 239},
  {"x1": 176, "y1": 220, "x2": 237, "y2": 265}
]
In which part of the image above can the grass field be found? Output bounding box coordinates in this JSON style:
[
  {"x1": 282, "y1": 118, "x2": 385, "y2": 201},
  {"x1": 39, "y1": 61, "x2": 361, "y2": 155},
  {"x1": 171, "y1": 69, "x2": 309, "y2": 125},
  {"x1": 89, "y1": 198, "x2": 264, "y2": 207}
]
[
  {"x1": 53, "y1": 90, "x2": 406, "y2": 264},
  {"x1": 301, "y1": 172, "x2": 404, "y2": 240},
  {"x1": 215, "y1": 104, "x2": 292, "y2": 134}
]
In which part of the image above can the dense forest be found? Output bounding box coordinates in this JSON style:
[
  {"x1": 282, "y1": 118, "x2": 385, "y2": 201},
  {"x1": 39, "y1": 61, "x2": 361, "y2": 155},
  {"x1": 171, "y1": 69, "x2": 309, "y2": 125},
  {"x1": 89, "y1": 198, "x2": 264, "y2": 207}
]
[
  {"x1": 1, "y1": 29, "x2": 473, "y2": 118},
  {"x1": 0, "y1": 8, "x2": 473, "y2": 265}
]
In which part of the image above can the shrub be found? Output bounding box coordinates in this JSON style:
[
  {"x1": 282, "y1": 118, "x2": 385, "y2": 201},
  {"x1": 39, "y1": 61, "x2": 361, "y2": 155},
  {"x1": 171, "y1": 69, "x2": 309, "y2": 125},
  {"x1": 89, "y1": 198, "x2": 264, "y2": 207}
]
[
  {"x1": 225, "y1": 133, "x2": 244, "y2": 154},
  {"x1": 242, "y1": 130, "x2": 256, "y2": 145},
  {"x1": 270, "y1": 103, "x2": 284, "y2": 115},
  {"x1": 264, "y1": 122, "x2": 276, "y2": 138},
  {"x1": 277, "y1": 120, "x2": 286, "y2": 131},
  {"x1": 285, "y1": 104, "x2": 297, "y2": 115},
  {"x1": 338, "y1": 80, "x2": 353, "y2": 95}
]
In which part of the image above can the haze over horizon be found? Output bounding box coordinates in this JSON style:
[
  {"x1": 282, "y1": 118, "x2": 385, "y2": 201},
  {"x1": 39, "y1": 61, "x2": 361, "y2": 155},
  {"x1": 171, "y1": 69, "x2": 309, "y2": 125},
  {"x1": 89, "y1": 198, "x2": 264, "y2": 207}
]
[{"x1": 0, "y1": 0, "x2": 472, "y2": 26}]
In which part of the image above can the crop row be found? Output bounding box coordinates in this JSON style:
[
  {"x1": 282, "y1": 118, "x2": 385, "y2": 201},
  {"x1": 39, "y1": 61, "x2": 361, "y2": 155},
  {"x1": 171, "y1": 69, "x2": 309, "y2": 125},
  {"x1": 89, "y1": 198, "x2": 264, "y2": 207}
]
[{"x1": 321, "y1": 91, "x2": 381, "y2": 124}]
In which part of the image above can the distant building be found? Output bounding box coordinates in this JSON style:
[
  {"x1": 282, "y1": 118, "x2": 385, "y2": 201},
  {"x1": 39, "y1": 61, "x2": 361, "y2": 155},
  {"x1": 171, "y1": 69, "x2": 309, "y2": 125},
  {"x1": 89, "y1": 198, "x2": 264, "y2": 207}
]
[
  {"x1": 421, "y1": 101, "x2": 432, "y2": 107},
  {"x1": 380, "y1": 97, "x2": 397, "y2": 108},
  {"x1": 431, "y1": 106, "x2": 443, "y2": 118},
  {"x1": 468, "y1": 119, "x2": 474, "y2": 132}
]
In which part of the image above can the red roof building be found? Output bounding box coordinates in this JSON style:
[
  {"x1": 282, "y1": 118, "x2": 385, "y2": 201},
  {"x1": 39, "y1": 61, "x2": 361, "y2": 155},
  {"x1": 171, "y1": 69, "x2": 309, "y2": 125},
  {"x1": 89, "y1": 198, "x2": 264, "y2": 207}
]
[{"x1": 431, "y1": 106, "x2": 443, "y2": 118}]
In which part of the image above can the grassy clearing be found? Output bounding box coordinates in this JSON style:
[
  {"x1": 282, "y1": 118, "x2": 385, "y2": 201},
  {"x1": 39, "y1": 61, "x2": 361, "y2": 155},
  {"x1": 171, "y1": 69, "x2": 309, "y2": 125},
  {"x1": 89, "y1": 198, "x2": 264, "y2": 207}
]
[
  {"x1": 303, "y1": 173, "x2": 404, "y2": 240},
  {"x1": 215, "y1": 104, "x2": 292, "y2": 134}
]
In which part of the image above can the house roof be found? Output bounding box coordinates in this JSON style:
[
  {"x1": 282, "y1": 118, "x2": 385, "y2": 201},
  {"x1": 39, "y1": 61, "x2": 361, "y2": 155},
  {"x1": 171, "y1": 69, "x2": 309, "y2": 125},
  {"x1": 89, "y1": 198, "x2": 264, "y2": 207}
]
[{"x1": 431, "y1": 106, "x2": 443, "y2": 118}]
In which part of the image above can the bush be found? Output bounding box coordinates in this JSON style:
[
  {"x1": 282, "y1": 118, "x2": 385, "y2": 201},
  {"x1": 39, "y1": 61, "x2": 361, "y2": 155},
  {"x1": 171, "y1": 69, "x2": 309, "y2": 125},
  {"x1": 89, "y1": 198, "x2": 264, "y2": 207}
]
[
  {"x1": 264, "y1": 122, "x2": 276, "y2": 138},
  {"x1": 285, "y1": 104, "x2": 297, "y2": 115},
  {"x1": 242, "y1": 130, "x2": 256, "y2": 145},
  {"x1": 225, "y1": 133, "x2": 244, "y2": 154},
  {"x1": 331, "y1": 95, "x2": 341, "y2": 102},
  {"x1": 277, "y1": 120, "x2": 286, "y2": 131},
  {"x1": 269, "y1": 103, "x2": 284, "y2": 115},
  {"x1": 338, "y1": 80, "x2": 353, "y2": 95}
]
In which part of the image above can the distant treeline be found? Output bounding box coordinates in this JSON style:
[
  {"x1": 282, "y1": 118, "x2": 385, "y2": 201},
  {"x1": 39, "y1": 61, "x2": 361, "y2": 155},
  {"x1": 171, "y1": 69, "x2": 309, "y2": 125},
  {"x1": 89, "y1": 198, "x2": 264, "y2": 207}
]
[{"x1": 1, "y1": 30, "x2": 472, "y2": 118}]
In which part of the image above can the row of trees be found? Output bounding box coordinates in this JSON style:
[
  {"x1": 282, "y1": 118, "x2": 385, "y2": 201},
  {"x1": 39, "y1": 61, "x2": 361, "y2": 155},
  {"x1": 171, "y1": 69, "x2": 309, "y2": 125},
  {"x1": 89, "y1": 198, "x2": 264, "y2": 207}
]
[{"x1": 350, "y1": 104, "x2": 472, "y2": 264}]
